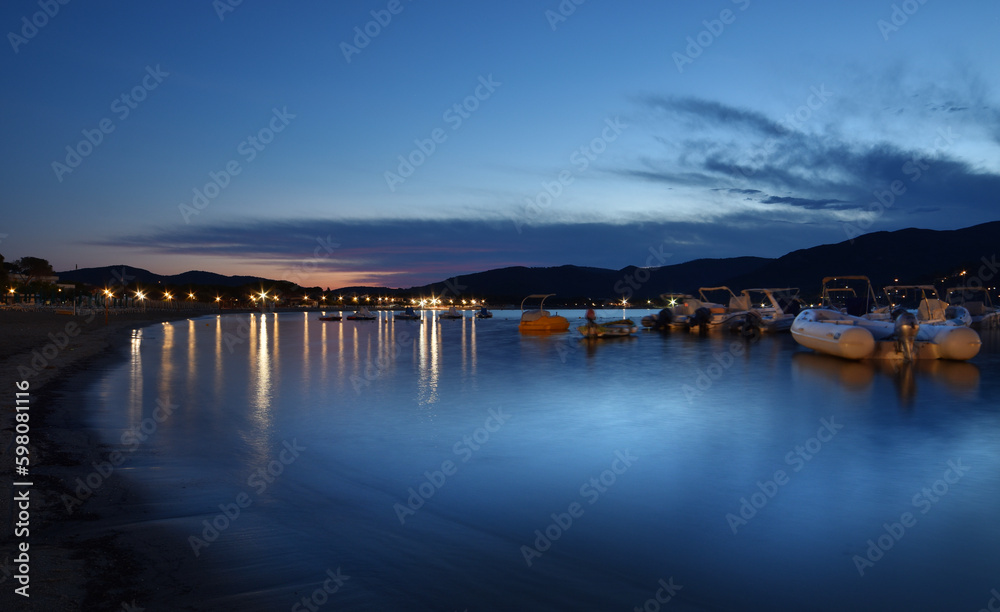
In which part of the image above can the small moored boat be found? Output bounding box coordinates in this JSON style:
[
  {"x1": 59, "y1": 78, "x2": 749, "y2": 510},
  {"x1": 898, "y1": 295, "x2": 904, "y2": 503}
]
[
  {"x1": 791, "y1": 308, "x2": 980, "y2": 361},
  {"x1": 878, "y1": 285, "x2": 972, "y2": 327},
  {"x1": 944, "y1": 286, "x2": 999, "y2": 329},
  {"x1": 346, "y1": 306, "x2": 377, "y2": 320},
  {"x1": 394, "y1": 307, "x2": 420, "y2": 320},
  {"x1": 578, "y1": 318, "x2": 637, "y2": 338},
  {"x1": 475, "y1": 306, "x2": 493, "y2": 319},
  {"x1": 439, "y1": 306, "x2": 464, "y2": 319},
  {"x1": 518, "y1": 294, "x2": 569, "y2": 332},
  {"x1": 641, "y1": 293, "x2": 692, "y2": 330}
]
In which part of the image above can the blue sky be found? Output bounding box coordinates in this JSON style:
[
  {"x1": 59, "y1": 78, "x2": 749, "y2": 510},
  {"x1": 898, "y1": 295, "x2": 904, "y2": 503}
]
[{"x1": 2, "y1": 0, "x2": 999, "y2": 288}]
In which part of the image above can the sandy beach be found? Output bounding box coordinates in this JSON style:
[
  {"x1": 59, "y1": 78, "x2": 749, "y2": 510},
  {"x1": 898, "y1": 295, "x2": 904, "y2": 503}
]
[{"x1": 0, "y1": 308, "x2": 274, "y2": 610}]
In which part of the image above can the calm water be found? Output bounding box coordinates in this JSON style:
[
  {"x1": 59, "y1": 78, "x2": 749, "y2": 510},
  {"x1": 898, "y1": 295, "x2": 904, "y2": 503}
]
[{"x1": 83, "y1": 310, "x2": 1000, "y2": 611}]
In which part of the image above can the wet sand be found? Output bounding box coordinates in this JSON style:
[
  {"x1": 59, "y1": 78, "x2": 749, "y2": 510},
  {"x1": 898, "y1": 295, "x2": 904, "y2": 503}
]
[{"x1": 0, "y1": 308, "x2": 286, "y2": 610}]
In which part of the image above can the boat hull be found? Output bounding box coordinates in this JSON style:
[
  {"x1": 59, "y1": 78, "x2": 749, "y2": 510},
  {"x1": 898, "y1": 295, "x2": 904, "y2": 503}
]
[
  {"x1": 792, "y1": 320, "x2": 876, "y2": 360},
  {"x1": 519, "y1": 316, "x2": 569, "y2": 332},
  {"x1": 578, "y1": 321, "x2": 637, "y2": 338}
]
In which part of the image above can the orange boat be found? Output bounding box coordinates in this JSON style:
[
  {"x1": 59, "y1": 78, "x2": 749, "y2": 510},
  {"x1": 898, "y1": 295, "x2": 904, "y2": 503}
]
[{"x1": 518, "y1": 294, "x2": 569, "y2": 333}]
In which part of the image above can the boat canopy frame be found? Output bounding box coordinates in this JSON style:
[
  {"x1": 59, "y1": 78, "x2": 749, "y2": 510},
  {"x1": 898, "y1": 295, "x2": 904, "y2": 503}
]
[
  {"x1": 520, "y1": 293, "x2": 556, "y2": 312},
  {"x1": 740, "y1": 287, "x2": 800, "y2": 312},
  {"x1": 821, "y1": 276, "x2": 883, "y2": 315}
]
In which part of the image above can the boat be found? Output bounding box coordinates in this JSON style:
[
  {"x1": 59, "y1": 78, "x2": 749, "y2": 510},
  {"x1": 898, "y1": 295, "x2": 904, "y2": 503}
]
[
  {"x1": 641, "y1": 293, "x2": 693, "y2": 330},
  {"x1": 944, "y1": 286, "x2": 1000, "y2": 329},
  {"x1": 439, "y1": 306, "x2": 464, "y2": 319},
  {"x1": 819, "y1": 276, "x2": 889, "y2": 320},
  {"x1": 879, "y1": 285, "x2": 971, "y2": 327},
  {"x1": 578, "y1": 318, "x2": 637, "y2": 338},
  {"x1": 475, "y1": 306, "x2": 493, "y2": 319},
  {"x1": 672, "y1": 286, "x2": 745, "y2": 332},
  {"x1": 672, "y1": 286, "x2": 798, "y2": 335},
  {"x1": 394, "y1": 307, "x2": 420, "y2": 320},
  {"x1": 518, "y1": 294, "x2": 569, "y2": 332},
  {"x1": 791, "y1": 308, "x2": 981, "y2": 361},
  {"x1": 318, "y1": 313, "x2": 342, "y2": 321},
  {"x1": 346, "y1": 306, "x2": 377, "y2": 320},
  {"x1": 735, "y1": 288, "x2": 803, "y2": 333}
]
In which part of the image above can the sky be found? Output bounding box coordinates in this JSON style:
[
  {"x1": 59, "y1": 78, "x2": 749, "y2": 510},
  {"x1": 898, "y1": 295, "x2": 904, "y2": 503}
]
[{"x1": 2, "y1": 0, "x2": 999, "y2": 289}]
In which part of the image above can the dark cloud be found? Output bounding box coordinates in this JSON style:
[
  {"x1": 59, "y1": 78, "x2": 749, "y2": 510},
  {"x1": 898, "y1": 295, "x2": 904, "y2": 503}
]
[
  {"x1": 759, "y1": 196, "x2": 854, "y2": 210},
  {"x1": 642, "y1": 95, "x2": 791, "y2": 138},
  {"x1": 620, "y1": 97, "x2": 1000, "y2": 230}
]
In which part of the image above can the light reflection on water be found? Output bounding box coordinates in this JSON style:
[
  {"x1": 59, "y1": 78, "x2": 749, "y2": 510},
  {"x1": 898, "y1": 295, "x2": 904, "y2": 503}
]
[{"x1": 86, "y1": 312, "x2": 1000, "y2": 611}]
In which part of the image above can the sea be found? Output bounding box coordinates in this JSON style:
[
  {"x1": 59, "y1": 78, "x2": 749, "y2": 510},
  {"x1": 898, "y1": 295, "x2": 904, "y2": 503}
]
[{"x1": 78, "y1": 309, "x2": 1000, "y2": 611}]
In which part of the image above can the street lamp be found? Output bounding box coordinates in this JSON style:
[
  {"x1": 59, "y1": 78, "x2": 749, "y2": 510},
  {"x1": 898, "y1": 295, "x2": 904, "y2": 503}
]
[{"x1": 103, "y1": 289, "x2": 113, "y2": 323}]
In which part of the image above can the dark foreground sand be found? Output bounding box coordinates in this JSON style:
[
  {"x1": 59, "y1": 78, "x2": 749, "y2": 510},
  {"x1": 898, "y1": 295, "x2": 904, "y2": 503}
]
[{"x1": 0, "y1": 308, "x2": 276, "y2": 610}]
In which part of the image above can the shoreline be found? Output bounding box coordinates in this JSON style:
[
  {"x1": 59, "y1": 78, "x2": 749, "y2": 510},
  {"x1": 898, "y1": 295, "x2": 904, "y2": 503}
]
[{"x1": 0, "y1": 309, "x2": 264, "y2": 610}]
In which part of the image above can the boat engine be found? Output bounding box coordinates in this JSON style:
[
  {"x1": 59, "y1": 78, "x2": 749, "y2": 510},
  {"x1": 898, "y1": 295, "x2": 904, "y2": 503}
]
[
  {"x1": 893, "y1": 311, "x2": 919, "y2": 361},
  {"x1": 737, "y1": 311, "x2": 763, "y2": 342},
  {"x1": 688, "y1": 307, "x2": 712, "y2": 331},
  {"x1": 654, "y1": 308, "x2": 673, "y2": 331}
]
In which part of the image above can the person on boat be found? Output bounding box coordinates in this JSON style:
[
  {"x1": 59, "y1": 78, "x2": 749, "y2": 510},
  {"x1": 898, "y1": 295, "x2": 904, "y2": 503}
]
[{"x1": 585, "y1": 307, "x2": 596, "y2": 329}]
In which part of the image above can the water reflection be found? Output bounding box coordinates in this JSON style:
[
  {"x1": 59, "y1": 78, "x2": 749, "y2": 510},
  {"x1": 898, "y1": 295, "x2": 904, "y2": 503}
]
[
  {"x1": 159, "y1": 321, "x2": 175, "y2": 402},
  {"x1": 417, "y1": 314, "x2": 440, "y2": 406},
  {"x1": 213, "y1": 316, "x2": 225, "y2": 404},
  {"x1": 128, "y1": 328, "x2": 143, "y2": 424},
  {"x1": 791, "y1": 352, "x2": 980, "y2": 406},
  {"x1": 248, "y1": 314, "x2": 274, "y2": 445}
]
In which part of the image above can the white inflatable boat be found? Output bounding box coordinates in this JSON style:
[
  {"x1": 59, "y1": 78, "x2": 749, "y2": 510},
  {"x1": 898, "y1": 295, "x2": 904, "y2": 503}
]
[{"x1": 791, "y1": 309, "x2": 981, "y2": 361}]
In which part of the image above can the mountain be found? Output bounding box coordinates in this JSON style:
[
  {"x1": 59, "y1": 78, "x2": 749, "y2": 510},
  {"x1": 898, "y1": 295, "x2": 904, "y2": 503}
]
[
  {"x1": 407, "y1": 258, "x2": 773, "y2": 302},
  {"x1": 55, "y1": 265, "x2": 277, "y2": 288},
  {"x1": 54, "y1": 221, "x2": 999, "y2": 302},
  {"x1": 723, "y1": 221, "x2": 1000, "y2": 297}
]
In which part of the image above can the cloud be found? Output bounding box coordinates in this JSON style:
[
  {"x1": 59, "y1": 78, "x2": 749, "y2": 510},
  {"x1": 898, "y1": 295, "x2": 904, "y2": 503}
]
[
  {"x1": 642, "y1": 95, "x2": 791, "y2": 138},
  {"x1": 620, "y1": 92, "x2": 1000, "y2": 231},
  {"x1": 759, "y1": 196, "x2": 854, "y2": 211},
  {"x1": 91, "y1": 216, "x2": 844, "y2": 288}
]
